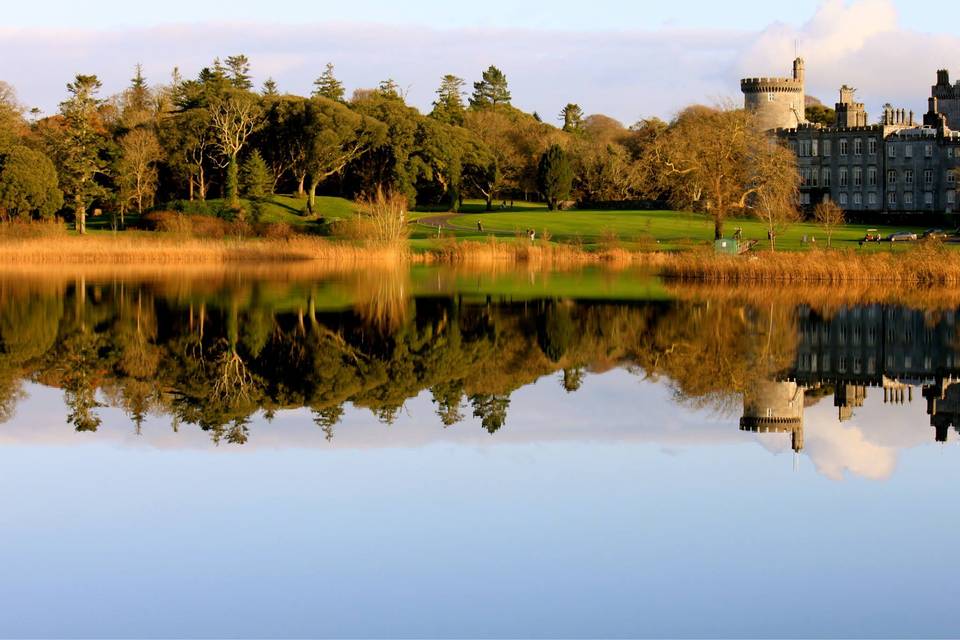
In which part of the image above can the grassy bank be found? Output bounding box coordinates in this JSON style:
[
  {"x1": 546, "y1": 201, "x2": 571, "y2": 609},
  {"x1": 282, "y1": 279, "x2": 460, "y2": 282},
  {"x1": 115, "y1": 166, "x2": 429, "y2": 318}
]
[
  {"x1": 5, "y1": 233, "x2": 960, "y2": 286},
  {"x1": 0, "y1": 234, "x2": 405, "y2": 264},
  {"x1": 654, "y1": 244, "x2": 960, "y2": 284}
]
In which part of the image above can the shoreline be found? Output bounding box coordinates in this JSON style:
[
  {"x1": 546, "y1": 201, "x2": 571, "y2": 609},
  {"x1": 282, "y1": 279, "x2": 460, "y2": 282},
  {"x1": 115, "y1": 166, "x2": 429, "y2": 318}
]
[{"x1": 2, "y1": 235, "x2": 960, "y2": 286}]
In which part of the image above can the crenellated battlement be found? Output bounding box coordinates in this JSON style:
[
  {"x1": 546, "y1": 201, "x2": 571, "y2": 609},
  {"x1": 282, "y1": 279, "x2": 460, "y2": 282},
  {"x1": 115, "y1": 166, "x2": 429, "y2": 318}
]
[{"x1": 740, "y1": 78, "x2": 803, "y2": 93}]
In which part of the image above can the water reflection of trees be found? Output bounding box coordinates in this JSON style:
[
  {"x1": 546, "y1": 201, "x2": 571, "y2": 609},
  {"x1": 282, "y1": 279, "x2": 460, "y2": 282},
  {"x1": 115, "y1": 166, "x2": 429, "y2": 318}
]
[{"x1": 0, "y1": 279, "x2": 803, "y2": 443}]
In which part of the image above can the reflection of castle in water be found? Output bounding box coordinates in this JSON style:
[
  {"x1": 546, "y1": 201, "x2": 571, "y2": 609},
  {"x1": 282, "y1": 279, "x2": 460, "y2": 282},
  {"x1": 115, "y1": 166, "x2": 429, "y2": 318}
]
[{"x1": 744, "y1": 305, "x2": 960, "y2": 448}]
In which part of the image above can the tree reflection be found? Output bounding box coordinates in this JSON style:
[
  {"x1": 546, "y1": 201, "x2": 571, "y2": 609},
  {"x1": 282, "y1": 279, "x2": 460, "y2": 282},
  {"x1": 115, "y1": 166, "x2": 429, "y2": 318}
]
[{"x1": 7, "y1": 275, "x2": 956, "y2": 446}]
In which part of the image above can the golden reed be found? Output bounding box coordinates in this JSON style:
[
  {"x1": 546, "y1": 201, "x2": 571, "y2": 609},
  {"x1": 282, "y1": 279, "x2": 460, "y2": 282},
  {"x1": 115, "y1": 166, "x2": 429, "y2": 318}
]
[{"x1": 4, "y1": 233, "x2": 960, "y2": 287}]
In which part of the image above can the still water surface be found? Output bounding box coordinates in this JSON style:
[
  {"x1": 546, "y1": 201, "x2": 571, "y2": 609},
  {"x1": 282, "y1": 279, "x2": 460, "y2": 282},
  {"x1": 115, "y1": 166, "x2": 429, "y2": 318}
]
[{"x1": 0, "y1": 267, "x2": 958, "y2": 638}]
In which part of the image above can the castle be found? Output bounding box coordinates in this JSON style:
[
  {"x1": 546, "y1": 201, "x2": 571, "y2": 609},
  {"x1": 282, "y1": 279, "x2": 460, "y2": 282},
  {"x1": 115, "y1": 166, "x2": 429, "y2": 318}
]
[
  {"x1": 742, "y1": 58, "x2": 960, "y2": 215},
  {"x1": 742, "y1": 305, "x2": 960, "y2": 452}
]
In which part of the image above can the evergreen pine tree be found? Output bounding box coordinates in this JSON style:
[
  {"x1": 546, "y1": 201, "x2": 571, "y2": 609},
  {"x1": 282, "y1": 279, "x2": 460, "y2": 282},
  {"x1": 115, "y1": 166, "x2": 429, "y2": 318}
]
[
  {"x1": 431, "y1": 74, "x2": 466, "y2": 125},
  {"x1": 537, "y1": 144, "x2": 573, "y2": 211},
  {"x1": 560, "y1": 103, "x2": 584, "y2": 132},
  {"x1": 225, "y1": 54, "x2": 253, "y2": 90},
  {"x1": 312, "y1": 63, "x2": 345, "y2": 101},
  {"x1": 469, "y1": 66, "x2": 511, "y2": 108}
]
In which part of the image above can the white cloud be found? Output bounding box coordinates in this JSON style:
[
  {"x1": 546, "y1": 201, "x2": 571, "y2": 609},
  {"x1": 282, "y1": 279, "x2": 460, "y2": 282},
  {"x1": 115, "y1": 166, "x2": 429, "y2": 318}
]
[
  {"x1": 738, "y1": 0, "x2": 958, "y2": 118},
  {"x1": 3, "y1": 1, "x2": 960, "y2": 123}
]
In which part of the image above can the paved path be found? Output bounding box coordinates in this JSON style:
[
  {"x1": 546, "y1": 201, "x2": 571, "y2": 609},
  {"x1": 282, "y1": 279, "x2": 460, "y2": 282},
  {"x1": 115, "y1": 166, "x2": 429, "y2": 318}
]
[{"x1": 418, "y1": 213, "x2": 462, "y2": 230}]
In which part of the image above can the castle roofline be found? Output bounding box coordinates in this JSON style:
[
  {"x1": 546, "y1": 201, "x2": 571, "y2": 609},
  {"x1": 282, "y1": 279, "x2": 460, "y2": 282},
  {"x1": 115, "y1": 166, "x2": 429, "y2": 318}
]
[
  {"x1": 740, "y1": 77, "x2": 803, "y2": 91},
  {"x1": 740, "y1": 417, "x2": 803, "y2": 431}
]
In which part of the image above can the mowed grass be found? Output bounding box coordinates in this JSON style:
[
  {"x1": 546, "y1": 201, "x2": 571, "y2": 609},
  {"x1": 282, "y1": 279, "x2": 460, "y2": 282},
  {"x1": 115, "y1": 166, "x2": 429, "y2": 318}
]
[
  {"x1": 84, "y1": 195, "x2": 356, "y2": 233},
  {"x1": 411, "y1": 200, "x2": 939, "y2": 252}
]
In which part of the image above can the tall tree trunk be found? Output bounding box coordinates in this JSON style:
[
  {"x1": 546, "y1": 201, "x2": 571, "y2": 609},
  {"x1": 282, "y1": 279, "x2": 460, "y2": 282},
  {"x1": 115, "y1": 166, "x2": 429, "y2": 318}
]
[
  {"x1": 198, "y1": 166, "x2": 207, "y2": 201},
  {"x1": 189, "y1": 176, "x2": 195, "y2": 202},
  {"x1": 486, "y1": 193, "x2": 493, "y2": 212},
  {"x1": 297, "y1": 173, "x2": 306, "y2": 197},
  {"x1": 714, "y1": 217, "x2": 723, "y2": 240},
  {"x1": 226, "y1": 154, "x2": 239, "y2": 207},
  {"x1": 77, "y1": 204, "x2": 86, "y2": 235},
  {"x1": 307, "y1": 178, "x2": 318, "y2": 216}
]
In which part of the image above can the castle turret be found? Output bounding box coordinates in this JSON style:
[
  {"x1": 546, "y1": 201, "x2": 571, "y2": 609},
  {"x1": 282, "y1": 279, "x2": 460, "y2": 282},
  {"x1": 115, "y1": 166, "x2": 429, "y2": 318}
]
[
  {"x1": 835, "y1": 85, "x2": 868, "y2": 127},
  {"x1": 793, "y1": 57, "x2": 805, "y2": 85},
  {"x1": 930, "y1": 69, "x2": 960, "y2": 130},
  {"x1": 741, "y1": 57, "x2": 807, "y2": 131},
  {"x1": 740, "y1": 380, "x2": 805, "y2": 452}
]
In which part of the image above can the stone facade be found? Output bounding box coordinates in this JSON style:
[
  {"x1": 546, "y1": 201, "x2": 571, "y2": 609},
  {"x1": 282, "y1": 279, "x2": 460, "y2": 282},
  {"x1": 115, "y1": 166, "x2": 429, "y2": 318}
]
[
  {"x1": 742, "y1": 63, "x2": 960, "y2": 215},
  {"x1": 740, "y1": 58, "x2": 807, "y2": 132}
]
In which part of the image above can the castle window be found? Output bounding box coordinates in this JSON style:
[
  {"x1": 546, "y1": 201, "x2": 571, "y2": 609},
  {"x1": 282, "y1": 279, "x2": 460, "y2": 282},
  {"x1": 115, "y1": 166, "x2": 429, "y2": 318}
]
[
  {"x1": 839, "y1": 192, "x2": 849, "y2": 206},
  {"x1": 854, "y1": 139, "x2": 863, "y2": 156},
  {"x1": 948, "y1": 190, "x2": 956, "y2": 205},
  {"x1": 905, "y1": 144, "x2": 914, "y2": 158},
  {"x1": 925, "y1": 192, "x2": 934, "y2": 206},
  {"x1": 839, "y1": 139, "x2": 848, "y2": 156},
  {"x1": 868, "y1": 192, "x2": 878, "y2": 206},
  {"x1": 949, "y1": 148, "x2": 955, "y2": 159},
  {"x1": 839, "y1": 168, "x2": 848, "y2": 187},
  {"x1": 904, "y1": 192, "x2": 914, "y2": 206},
  {"x1": 888, "y1": 146, "x2": 896, "y2": 158},
  {"x1": 869, "y1": 139, "x2": 878, "y2": 155},
  {"x1": 924, "y1": 169, "x2": 934, "y2": 186},
  {"x1": 887, "y1": 170, "x2": 897, "y2": 186},
  {"x1": 823, "y1": 140, "x2": 831, "y2": 157},
  {"x1": 823, "y1": 168, "x2": 832, "y2": 186},
  {"x1": 854, "y1": 193, "x2": 863, "y2": 206},
  {"x1": 811, "y1": 140, "x2": 818, "y2": 157},
  {"x1": 853, "y1": 167, "x2": 862, "y2": 187},
  {"x1": 888, "y1": 191, "x2": 897, "y2": 206},
  {"x1": 811, "y1": 170, "x2": 819, "y2": 187},
  {"x1": 767, "y1": 93, "x2": 775, "y2": 102},
  {"x1": 925, "y1": 144, "x2": 933, "y2": 158},
  {"x1": 868, "y1": 167, "x2": 878, "y2": 186},
  {"x1": 947, "y1": 172, "x2": 956, "y2": 185},
  {"x1": 905, "y1": 170, "x2": 914, "y2": 186}
]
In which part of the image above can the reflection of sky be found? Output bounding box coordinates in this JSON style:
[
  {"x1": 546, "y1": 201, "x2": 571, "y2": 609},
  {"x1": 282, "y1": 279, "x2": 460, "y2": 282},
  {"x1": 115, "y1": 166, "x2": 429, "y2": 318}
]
[{"x1": 1, "y1": 371, "x2": 959, "y2": 637}]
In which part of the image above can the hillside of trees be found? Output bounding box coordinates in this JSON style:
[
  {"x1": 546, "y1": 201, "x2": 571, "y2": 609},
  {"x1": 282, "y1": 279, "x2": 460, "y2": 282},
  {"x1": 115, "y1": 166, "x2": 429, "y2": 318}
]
[{"x1": 0, "y1": 56, "x2": 798, "y2": 238}]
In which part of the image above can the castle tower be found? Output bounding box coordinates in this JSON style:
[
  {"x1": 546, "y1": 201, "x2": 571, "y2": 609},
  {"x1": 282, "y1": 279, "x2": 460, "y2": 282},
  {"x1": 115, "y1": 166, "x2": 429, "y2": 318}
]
[
  {"x1": 930, "y1": 69, "x2": 960, "y2": 130},
  {"x1": 741, "y1": 57, "x2": 807, "y2": 131},
  {"x1": 835, "y1": 85, "x2": 868, "y2": 127},
  {"x1": 740, "y1": 380, "x2": 805, "y2": 452},
  {"x1": 924, "y1": 380, "x2": 960, "y2": 443}
]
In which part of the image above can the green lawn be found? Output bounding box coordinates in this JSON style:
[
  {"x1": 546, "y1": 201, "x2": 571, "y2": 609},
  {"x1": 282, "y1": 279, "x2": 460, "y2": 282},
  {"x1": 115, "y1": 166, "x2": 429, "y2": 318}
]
[
  {"x1": 82, "y1": 195, "x2": 357, "y2": 232},
  {"x1": 75, "y1": 195, "x2": 948, "y2": 254},
  {"x1": 411, "y1": 201, "x2": 941, "y2": 252}
]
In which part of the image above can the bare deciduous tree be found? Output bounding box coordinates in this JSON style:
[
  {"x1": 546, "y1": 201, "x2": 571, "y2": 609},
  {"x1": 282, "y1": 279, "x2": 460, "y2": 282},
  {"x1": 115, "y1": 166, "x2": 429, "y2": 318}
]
[
  {"x1": 814, "y1": 199, "x2": 845, "y2": 248},
  {"x1": 118, "y1": 128, "x2": 162, "y2": 221},
  {"x1": 654, "y1": 105, "x2": 779, "y2": 240},
  {"x1": 749, "y1": 139, "x2": 801, "y2": 251},
  {"x1": 209, "y1": 90, "x2": 262, "y2": 207}
]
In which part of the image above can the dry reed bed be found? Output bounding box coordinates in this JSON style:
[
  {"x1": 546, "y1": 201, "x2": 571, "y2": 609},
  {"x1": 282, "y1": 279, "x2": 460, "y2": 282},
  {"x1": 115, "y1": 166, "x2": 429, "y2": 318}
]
[
  {"x1": 0, "y1": 235, "x2": 406, "y2": 265},
  {"x1": 416, "y1": 239, "x2": 639, "y2": 266},
  {"x1": 655, "y1": 245, "x2": 960, "y2": 285},
  {"x1": 666, "y1": 280, "x2": 960, "y2": 313},
  {"x1": 6, "y1": 235, "x2": 960, "y2": 289}
]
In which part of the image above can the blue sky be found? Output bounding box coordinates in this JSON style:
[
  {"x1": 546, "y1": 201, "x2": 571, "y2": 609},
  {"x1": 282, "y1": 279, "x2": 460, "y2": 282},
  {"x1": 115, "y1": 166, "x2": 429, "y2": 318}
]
[
  {"x1": 4, "y1": 1, "x2": 960, "y2": 123},
  {"x1": 1, "y1": 372, "x2": 959, "y2": 635},
  {"x1": 5, "y1": 0, "x2": 959, "y2": 31}
]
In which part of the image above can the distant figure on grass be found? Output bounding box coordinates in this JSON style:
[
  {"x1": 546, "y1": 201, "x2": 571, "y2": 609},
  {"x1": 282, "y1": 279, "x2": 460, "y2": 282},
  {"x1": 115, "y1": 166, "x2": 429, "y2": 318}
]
[
  {"x1": 477, "y1": 220, "x2": 484, "y2": 232},
  {"x1": 528, "y1": 228, "x2": 536, "y2": 242}
]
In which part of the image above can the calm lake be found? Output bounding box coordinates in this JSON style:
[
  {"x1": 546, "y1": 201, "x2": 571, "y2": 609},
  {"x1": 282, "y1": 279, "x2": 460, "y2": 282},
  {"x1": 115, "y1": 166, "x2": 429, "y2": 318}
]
[{"x1": 1, "y1": 266, "x2": 958, "y2": 638}]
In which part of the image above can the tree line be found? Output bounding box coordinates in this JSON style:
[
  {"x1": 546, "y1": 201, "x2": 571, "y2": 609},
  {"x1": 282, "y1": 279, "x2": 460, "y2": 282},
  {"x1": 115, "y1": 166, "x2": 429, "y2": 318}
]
[
  {"x1": 0, "y1": 277, "x2": 799, "y2": 440},
  {"x1": 0, "y1": 56, "x2": 799, "y2": 237}
]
